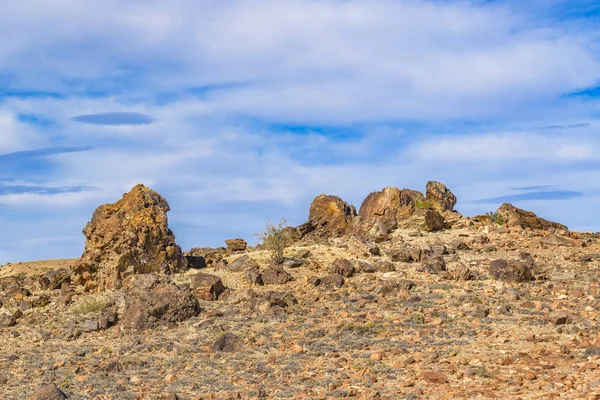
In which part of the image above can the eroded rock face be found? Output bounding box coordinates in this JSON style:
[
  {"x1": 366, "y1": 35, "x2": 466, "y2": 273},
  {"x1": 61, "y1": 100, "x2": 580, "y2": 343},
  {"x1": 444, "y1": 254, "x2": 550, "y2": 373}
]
[
  {"x1": 497, "y1": 203, "x2": 567, "y2": 231},
  {"x1": 426, "y1": 181, "x2": 457, "y2": 211},
  {"x1": 72, "y1": 184, "x2": 187, "y2": 291},
  {"x1": 121, "y1": 274, "x2": 200, "y2": 330},
  {"x1": 307, "y1": 194, "x2": 356, "y2": 237},
  {"x1": 358, "y1": 187, "x2": 403, "y2": 232}
]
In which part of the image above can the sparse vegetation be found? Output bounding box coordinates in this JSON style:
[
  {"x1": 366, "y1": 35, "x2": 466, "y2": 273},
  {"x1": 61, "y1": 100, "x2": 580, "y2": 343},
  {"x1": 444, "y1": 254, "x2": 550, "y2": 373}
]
[
  {"x1": 255, "y1": 217, "x2": 293, "y2": 265},
  {"x1": 71, "y1": 297, "x2": 110, "y2": 314},
  {"x1": 414, "y1": 199, "x2": 435, "y2": 210},
  {"x1": 486, "y1": 211, "x2": 507, "y2": 225}
]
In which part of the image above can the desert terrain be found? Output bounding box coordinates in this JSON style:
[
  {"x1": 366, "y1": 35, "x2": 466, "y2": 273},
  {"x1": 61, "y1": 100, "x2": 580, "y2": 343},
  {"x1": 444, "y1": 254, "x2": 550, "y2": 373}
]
[{"x1": 1, "y1": 182, "x2": 599, "y2": 399}]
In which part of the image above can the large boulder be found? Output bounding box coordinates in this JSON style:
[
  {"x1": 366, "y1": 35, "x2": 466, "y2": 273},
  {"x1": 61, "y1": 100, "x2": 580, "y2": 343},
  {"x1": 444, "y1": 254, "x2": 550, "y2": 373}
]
[
  {"x1": 426, "y1": 181, "x2": 457, "y2": 211},
  {"x1": 72, "y1": 184, "x2": 187, "y2": 291},
  {"x1": 306, "y1": 194, "x2": 356, "y2": 237},
  {"x1": 121, "y1": 274, "x2": 200, "y2": 330},
  {"x1": 358, "y1": 187, "x2": 403, "y2": 232},
  {"x1": 497, "y1": 203, "x2": 567, "y2": 231},
  {"x1": 28, "y1": 383, "x2": 68, "y2": 400}
]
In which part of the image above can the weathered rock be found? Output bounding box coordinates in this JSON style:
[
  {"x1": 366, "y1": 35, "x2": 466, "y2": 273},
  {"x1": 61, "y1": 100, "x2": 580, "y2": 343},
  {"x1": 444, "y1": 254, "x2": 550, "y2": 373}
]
[
  {"x1": 261, "y1": 267, "x2": 293, "y2": 285},
  {"x1": 212, "y1": 332, "x2": 244, "y2": 352},
  {"x1": 282, "y1": 258, "x2": 305, "y2": 268},
  {"x1": 497, "y1": 203, "x2": 567, "y2": 231},
  {"x1": 453, "y1": 265, "x2": 473, "y2": 281},
  {"x1": 185, "y1": 256, "x2": 207, "y2": 269},
  {"x1": 489, "y1": 259, "x2": 533, "y2": 283},
  {"x1": 0, "y1": 311, "x2": 16, "y2": 328},
  {"x1": 330, "y1": 258, "x2": 356, "y2": 277},
  {"x1": 419, "y1": 257, "x2": 447, "y2": 274},
  {"x1": 121, "y1": 275, "x2": 200, "y2": 330},
  {"x1": 227, "y1": 255, "x2": 259, "y2": 272},
  {"x1": 358, "y1": 187, "x2": 403, "y2": 233},
  {"x1": 389, "y1": 247, "x2": 411, "y2": 262},
  {"x1": 98, "y1": 307, "x2": 118, "y2": 330},
  {"x1": 320, "y1": 273, "x2": 344, "y2": 289},
  {"x1": 354, "y1": 260, "x2": 377, "y2": 273},
  {"x1": 306, "y1": 194, "x2": 356, "y2": 237},
  {"x1": 28, "y1": 383, "x2": 68, "y2": 400},
  {"x1": 57, "y1": 282, "x2": 73, "y2": 306},
  {"x1": 244, "y1": 268, "x2": 263, "y2": 285},
  {"x1": 225, "y1": 238, "x2": 247, "y2": 252},
  {"x1": 73, "y1": 184, "x2": 187, "y2": 291},
  {"x1": 398, "y1": 208, "x2": 445, "y2": 232},
  {"x1": 192, "y1": 273, "x2": 225, "y2": 301},
  {"x1": 38, "y1": 268, "x2": 70, "y2": 291},
  {"x1": 366, "y1": 242, "x2": 381, "y2": 256},
  {"x1": 186, "y1": 247, "x2": 226, "y2": 267},
  {"x1": 375, "y1": 261, "x2": 396, "y2": 272},
  {"x1": 251, "y1": 291, "x2": 298, "y2": 314},
  {"x1": 420, "y1": 370, "x2": 448, "y2": 384},
  {"x1": 425, "y1": 181, "x2": 457, "y2": 211}
]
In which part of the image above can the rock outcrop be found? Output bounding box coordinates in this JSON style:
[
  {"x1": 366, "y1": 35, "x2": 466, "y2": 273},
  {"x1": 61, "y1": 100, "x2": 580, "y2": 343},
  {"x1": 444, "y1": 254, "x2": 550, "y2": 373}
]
[
  {"x1": 72, "y1": 184, "x2": 187, "y2": 291},
  {"x1": 425, "y1": 181, "x2": 457, "y2": 211},
  {"x1": 497, "y1": 203, "x2": 567, "y2": 232},
  {"x1": 295, "y1": 194, "x2": 357, "y2": 239}
]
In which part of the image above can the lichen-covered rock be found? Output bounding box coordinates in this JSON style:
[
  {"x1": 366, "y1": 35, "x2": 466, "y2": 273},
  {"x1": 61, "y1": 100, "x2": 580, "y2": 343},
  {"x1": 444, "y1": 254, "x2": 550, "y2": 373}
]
[
  {"x1": 261, "y1": 267, "x2": 293, "y2": 285},
  {"x1": 225, "y1": 238, "x2": 247, "y2": 252},
  {"x1": 426, "y1": 181, "x2": 457, "y2": 211},
  {"x1": 489, "y1": 259, "x2": 533, "y2": 283},
  {"x1": 28, "y1": 383, "x2": 68, "y2": 400},
  {"x1": 72, "y1": 184, "x2": 187, "y2": 291},
  {"x1": 121, "y1": 274, "x2": 200, "y2": 330},
  {"x1": 330, "y1": 258, "x2": 356, "y2": 277},
  {"x1": 497, "y1": 203, "x2": 567, "y2": 231},
  {"x1": 192, "y1": 273, "x2": 225, "y2": 300},
  {"x1": 306, "y1": 194, "x2": 356, "y2": 237}
]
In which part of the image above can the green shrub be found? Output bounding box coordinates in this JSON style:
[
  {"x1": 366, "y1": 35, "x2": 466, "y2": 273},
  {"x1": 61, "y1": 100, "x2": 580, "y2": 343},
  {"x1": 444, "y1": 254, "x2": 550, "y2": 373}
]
[
  {"x1": 256, "y1": 217, "x2": 293, "y2": 265},
  {"x1": 414, "y1": 199, "x2": 434, "y2": 210},
  {"x1": 71, "y1": 297, "x2": 109, "y2": 314},
  {"x1": 485, "y1": 211, "x2": 507, "y2": 225}
]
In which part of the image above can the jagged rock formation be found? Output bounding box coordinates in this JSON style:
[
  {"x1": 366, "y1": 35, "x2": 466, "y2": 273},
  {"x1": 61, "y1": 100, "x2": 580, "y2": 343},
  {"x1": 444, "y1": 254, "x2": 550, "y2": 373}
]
[
  {"x1": 426, "y1": 181, "x2": 457, "y2": 211},
  {"x1": 72, "y1": 184, "x2": 187, "y2": 291},
  {"x1": 497, "y1": 203, "x2": 568, "y2": 231},
  {"x1": 294, "y1": 194, "x2": 357, "y2": 239}
]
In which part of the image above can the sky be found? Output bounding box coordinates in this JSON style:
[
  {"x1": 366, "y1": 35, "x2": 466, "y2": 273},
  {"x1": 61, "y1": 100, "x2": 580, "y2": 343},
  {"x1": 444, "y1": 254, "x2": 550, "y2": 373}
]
[{"x1": 1, "y1": 0, "x2": 600, "y2": 264}]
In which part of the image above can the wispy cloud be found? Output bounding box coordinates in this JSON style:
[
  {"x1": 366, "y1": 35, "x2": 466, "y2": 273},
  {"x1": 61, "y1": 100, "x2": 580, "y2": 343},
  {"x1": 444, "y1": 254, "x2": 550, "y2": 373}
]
[
  {"x1": 72, "y1": 112, "x2": 154, "y2": 126},
  {"x1": 1, "y1": 0, "x2": 600, "y2": 264}
]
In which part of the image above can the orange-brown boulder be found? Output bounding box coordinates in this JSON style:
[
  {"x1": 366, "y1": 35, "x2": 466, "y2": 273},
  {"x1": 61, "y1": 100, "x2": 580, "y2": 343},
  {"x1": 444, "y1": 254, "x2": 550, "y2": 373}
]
[{"x1": 72, "y1": 184, "x2": 187, "y2": 291}]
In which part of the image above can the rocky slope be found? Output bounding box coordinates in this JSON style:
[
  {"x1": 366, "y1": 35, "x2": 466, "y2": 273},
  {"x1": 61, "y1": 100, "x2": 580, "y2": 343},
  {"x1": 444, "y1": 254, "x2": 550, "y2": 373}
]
[{"x1": 1, "y1": 183, "x2": 599, "y2": 399}]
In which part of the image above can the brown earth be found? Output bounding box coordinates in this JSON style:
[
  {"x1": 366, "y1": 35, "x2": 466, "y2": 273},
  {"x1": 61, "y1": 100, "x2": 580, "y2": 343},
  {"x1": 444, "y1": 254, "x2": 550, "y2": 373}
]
[{"x1": 1, "y1": 221, "x2": 600, "y2": 399}]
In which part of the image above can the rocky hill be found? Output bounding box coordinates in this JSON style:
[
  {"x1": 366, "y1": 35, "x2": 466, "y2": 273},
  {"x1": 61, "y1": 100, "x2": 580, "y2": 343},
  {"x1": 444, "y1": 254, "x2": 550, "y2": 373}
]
[{"x1": 0, "y1": 183, "x2": 599, "y2": 399}]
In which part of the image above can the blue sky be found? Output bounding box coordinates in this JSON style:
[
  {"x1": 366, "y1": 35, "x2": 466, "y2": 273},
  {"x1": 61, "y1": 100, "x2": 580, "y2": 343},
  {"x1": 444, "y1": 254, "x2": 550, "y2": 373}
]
[{"x1": 1, "y1": 0, "x2": 600, "y2": 264}]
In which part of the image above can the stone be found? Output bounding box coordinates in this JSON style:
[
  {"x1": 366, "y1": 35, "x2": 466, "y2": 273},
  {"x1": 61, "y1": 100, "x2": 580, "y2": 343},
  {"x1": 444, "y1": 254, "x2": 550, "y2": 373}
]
[
  {"x1": 185, "y1": 256, "x2": 207, "y2": 269},
  {"x1": 225, "y1": 238, "x2": 247, "y2": 252},
  {"x1": 192, "y1": 273, "x2": 225, "y2": 301},
  {"x1": 330, "y1": 258, "x2": 355, "y2": 277},
  {"x1": 57, "y1": 282, "x2": 73, "y2": 306},
  {"x1": 389, "y1": 247, "x2": 411, "y2": 262},
  {"x1": 212, "y1": 332, "x2": 244, "y2": 352},
  {"x1": 497, "y1": 203, "x2": 567, "y2": 231},
  {"x1": 38, "y1": 268, "x2": 70, "y2": 291},
  {"x1": 261, "y1": 267, "x2": 293, "y2": 285},
  {"x1": 358, "y1": 187, "x2": 403, "y2": 233},
  {"x1": 489, "y1": 259, "x2": 533, "y2": 283},
  {"x1": 244, "y1": 268, "x2": 263, "y2": 286},
  {"x1": 282, "y1": 258, "x2": 305, "y2": 268},
  {"x1": 375, "y1": 261, "x2": 396, "y2": 272},
  {"x1": 81, "y1": 319, "x2": 100, "y2": 333},
  {"x1": 366, "y1": 242, "x2": 381, "y2": 256},
  {"x1": 72, "y1": 184, "x2": 187, "y2": 291},
  {"x1": 306, "y1": 194, "x2": 356, "y2": 237},
  {"x1": 420, "y1": 370, "x2": 448, "y2": 384},
  {"x1": 28, "y1": 383, "x2": 68, "y2": 400},
  {"x1": 354, "y1": 260, "x2": 377, "y2": 273},
  {"x1": 121, "y1": 275, "x2": 200, "y2": 330},
  {"x1": 227, "y1": 255, "x2": 259, "y2": 272},
  {"x1": 186, "y1": 247, "x2": 226, "y2": 267},
  {"x1": 399, "y1": 208, "x2": 445, "y2": 232},
  {"x1": 98, "y1": 307, "x2": 118, "y2": 330},
  {"x1": 420, "y1": 257, "x2": 447, "y2": 274},
  {"x1": 425, "y1": 181, "x2": 457, "y2": 211},
  {"x1": 320, "y1": 274, "x2": 344, "y2": 290},
  {"x1": 0, "y1": 311, "x2": 16, "y2": 328}
]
